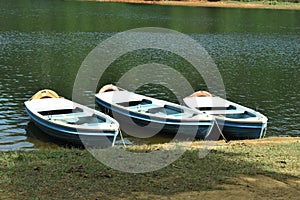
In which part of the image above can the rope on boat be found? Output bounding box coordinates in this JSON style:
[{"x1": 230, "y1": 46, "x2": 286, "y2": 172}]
[
  {"x1": 213, "y1": 118, "x2": 228, "y2": 143},
  {"x1": 118, "y1": 128, "x2": 127, "y2": 148}
]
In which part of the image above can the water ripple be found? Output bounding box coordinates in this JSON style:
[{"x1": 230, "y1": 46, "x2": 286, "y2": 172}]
[
  {"x1": 0, "y1": 142, "x2": 34, "y2": 151},
  {"x1": 0, "y1": 6, "x2": 299, "y2": 150}
]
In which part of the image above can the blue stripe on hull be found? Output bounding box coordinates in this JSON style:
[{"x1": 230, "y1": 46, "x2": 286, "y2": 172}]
[
  {"x1": 222, "y1": 126, "x2": 262, "y2": 140},
  {"x1": 218, "y1": 120, "x2": 266, "y2": 140},
  {"x1": 25, "y1": 108, "x2": 117, "y2": 147},
  {"x1": 96, "y1": 98, "x2": 211, "y2": 140}
]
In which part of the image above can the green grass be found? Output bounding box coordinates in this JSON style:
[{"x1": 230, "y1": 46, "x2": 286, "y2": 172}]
[{"x1": 1, "y1": 141, "x2": 299, "y2": 199}]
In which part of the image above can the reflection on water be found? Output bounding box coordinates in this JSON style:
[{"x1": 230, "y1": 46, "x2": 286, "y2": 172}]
[
  {"x1": 25, "y1": 122, "x2": 84, "y2": 149},
  {"x1": 0, "y1": 0, "x2": 299, "y2": 150},
  {"x1": 0, "y1": 89, "x2": 32, "y2": 151}
]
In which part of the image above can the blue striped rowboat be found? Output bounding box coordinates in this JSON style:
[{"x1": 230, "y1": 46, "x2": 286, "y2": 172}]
[
  {"x1": 183, "y1": 92, "x2": 268, "y2": 140},
  {"x1": 25, "y1": 89, "x2": 119, "y2": 147},
  {"x1": 95, "y1": 85, "x2": 214, "y2": 141}
]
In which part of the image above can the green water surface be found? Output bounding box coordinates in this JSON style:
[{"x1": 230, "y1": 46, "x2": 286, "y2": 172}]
[{"x1": 0, "y1": 0, "x2": 299, "y2": 150}]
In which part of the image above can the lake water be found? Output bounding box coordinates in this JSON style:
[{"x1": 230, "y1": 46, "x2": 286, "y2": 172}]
[{"x1": 0, "y1": 0, "x2": 299, "y2": 150}]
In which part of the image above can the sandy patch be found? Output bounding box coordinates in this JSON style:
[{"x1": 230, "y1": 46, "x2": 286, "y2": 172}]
[{"x1": 119, "y1": 174, "x2": 300, "y2": 199}]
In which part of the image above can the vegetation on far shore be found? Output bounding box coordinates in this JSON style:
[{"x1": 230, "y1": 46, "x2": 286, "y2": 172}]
[
  {"x1": 82, "y1": 0, "x2": 300, "y2": 10},
  {"x1": 218, "y1": 0, "x2": 299, "y2": 3},
  {"x1": 1, "y1": 137, "x2": 299, "y2": 199}
]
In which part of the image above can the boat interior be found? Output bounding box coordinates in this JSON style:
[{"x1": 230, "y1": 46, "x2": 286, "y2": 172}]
[
  {"x1": 117, "y1": 98, "x2": 189, "y2": 117},
  {"x1": 184, "y1": 96, "x2": 260, "y2": 119},
  {"x1": 38, "y1": 107, "x2": 107, "y2": 125},
  {"x1": 196, "y1": 105, "x2": 256, "y2": 119}
]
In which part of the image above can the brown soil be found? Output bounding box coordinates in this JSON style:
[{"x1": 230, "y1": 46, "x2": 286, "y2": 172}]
[
  {"x1": 130, "y1": 136, "x2": 300, "y2": 151},
  {"x1": 119, "y1": 174, "x2": 300, "y2": 199},
  {"x1": 226, "y1": 136, "x2": 300, "y2": 146}
]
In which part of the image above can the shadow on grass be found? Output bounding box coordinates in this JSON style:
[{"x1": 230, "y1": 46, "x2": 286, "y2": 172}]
[{"x1": 1, "y1": 137, "x2": 299, "y2": 199}]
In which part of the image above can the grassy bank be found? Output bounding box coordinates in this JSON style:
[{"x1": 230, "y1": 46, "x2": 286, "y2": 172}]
[
  {"x1": 1, "y1": 137, "x2": 299, "y2": 199},
  {"x1": 83, "y1": 0, "x2": 300, "y2": 10}
]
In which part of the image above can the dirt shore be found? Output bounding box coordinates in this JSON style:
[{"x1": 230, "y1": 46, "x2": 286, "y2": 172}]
[
  {"x1": 129, "y1": 136, "x2": 300, "y2": 151},
  {"x1": 86, "y1": 0, "x2": 300, "y2": 10}
]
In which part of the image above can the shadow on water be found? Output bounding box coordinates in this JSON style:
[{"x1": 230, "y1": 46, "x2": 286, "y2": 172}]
[
  {"x1": 25, "y1": 121, "x2": 177, "y2": 149},
  {"x1": 25, "y1": 122, "x2": 84, "y2": 149}
]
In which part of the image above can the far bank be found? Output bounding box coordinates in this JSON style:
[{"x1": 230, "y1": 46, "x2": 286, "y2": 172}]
[{"x1": 82, "y1": 0, "x2": 300, "y2": 10}]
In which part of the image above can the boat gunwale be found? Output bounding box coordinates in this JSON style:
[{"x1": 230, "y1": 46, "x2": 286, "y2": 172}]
[
  {"x1": 24, "y1": 98, "x2": 119, "y2": 134},
  {"x1": 183, "y1": 96, "x2": 268, "y2": 124},
  {"x1": 95, "y1": 90, "x2": 213, "y2": 125}
]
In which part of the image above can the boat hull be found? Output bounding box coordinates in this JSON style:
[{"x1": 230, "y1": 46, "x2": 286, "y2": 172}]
[
  {"x1": 96, "y1": 97, "x2": 212, "y2": 140},
  {"x1": 217, "y1": 119, "x2": 267, "y2": 140},
  {"x1": 25, "y1": 107, "x2": 117, "y2": 147},
  {"x1": 24, "y1": 94, "x2": 119, "y2": 147},
  {"x1": 183, "y1": 95, "x2": 268, "y2": 140}
]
